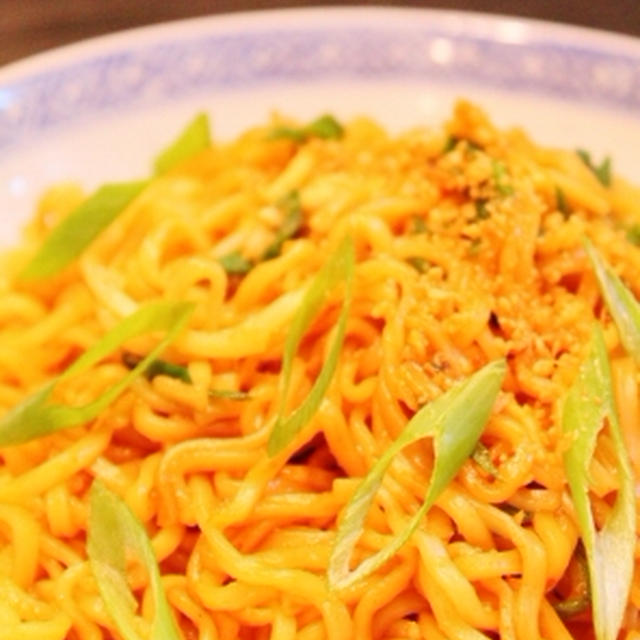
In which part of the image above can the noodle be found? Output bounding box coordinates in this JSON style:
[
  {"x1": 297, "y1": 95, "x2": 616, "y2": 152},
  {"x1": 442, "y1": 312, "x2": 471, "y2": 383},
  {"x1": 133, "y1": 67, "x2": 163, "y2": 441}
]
[{"x1": 1, "y1": 100, "x2": 639, "y2": 639}]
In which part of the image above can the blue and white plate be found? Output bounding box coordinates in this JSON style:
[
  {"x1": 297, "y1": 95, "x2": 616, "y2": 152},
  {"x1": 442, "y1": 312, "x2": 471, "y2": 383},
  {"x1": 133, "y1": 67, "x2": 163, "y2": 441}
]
[{"x1": 1, "y1": 7, "x2": 640, "y2": 245}]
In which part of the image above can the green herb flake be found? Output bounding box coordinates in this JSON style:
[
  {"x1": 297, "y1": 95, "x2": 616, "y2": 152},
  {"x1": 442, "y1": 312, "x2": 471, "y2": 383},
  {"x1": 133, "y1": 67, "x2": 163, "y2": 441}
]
[
  {"x1": 328, "y1": 359, "x2": 506, "y2": 591},
  {"x1": 0, "y1": 301, "x2": 194, "y2": 446},
  {"x1": 219, "y1": 251, "x2": 254, "y2": 275},
  {"x1": 153, "y1": 112, "x2": 211, "y2": 176},
  {"x1": 555, "y1": 186, "x2": 571, "y2": 219},
  {"x1": 407, "y1": 256, "x2": 430, "y2": 273},
  {"x1": 122, "y1": 351, "x2": 192, "y2": 383},
  {"x1": 262, "y1": 191, "x2": 304, "y2": 260},
  {"x1": 410, "y1": 216, "x2": 428, "y2": 234},
  {"x1": 443, "y1": 136, "x2": 484, "y2": 153},
  {"x1": 88, "y1": 481, "x2": 181, "y2": 640},
  {"x1": 304, "y1": 114, "x2": 344, "y2": 139},
  {"x1": 21, "y1": 113, "x2": 212, "y2": 282},
  {"x1": 474, "y1": 199, "x2": 490, "y2": 221},
  {"x1": 471, "y1": 441, "x2": 498, "y2": 476},
  {"x1": 468, "y1": 238, "x2": 482, "y2": 256},
  {"x1": 584, "y1": 239, "x2": 640, "y2": 364},
  {"x1": 443, "y1": 136, "x2": 459, "y2": 153},
  {"x1": 19, "y1": 181, "x2": 148, "y2": 281},
  {"x1": 554, "y1": 593, "x2": 591, "y2": 618},
  {"x1": 208, "y1": 388, "x2": 251, "y2": 400},
  {"x1": 269, "y1": 114, "x2": 344, "y2": 143},
  {"x1": 268, "y1": 235, "x2": 355, "y2": 456},
  {"x1": 492, "y1": 160, "x2": 514, "y2": 196},
  {"x1": 562, "y1": 325, "x2": 635, "y2": 640},
  {"x1": 576, "y1": 149, "x2": 612, "y2": 187}
]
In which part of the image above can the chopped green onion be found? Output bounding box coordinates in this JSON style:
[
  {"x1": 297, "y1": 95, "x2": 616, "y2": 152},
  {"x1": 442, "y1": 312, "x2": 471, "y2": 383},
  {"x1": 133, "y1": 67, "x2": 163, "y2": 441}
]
[
  {"x1": 0, "y1": 301, "x2": 194, "y2": 446},
  {"x1": 122, "y1": 352, "x2": 192, "y2": 383},
  {"x1": 122, "y1": 352, "x2": 249, "y2": 399},
  {"x1": 208, "y1": 388, "x2": 251, "y2": 400},
  {"x1": 554, "y1": 593, "x2": 591, "y2": 617},
  {"x1": 442, "y1": 135, "x2": 458, "y2": 153},
  {"x1": 267, "y1": 235, "x2": 355, "y2": 456},
  {"x1": 19, "y1": 181, "x2": 148, "y2": 281},
  {"x1": 584, "y1": 239, "x2": 640, "y2": 364},
  {"x1": 407, "y1": 256, "x2": 430, "y2": 273},
  {"x1": 554, "y1": 547, "x2": 590, "y2": 617},
  {"x1": 626, "y1": 224, "x2": 640, "y2": 246},
  {"x1": 219, "y1": 251, "x2": 253, "y2": 275},
  {"x1": 443, "y1": 136, "x2": 483, "y2": 153},
  {"x1": 472, "y1": 441, "x2": 498, "y2": 476},
  {"x1": 492, "y1": 160, "x2": 514, "y2": 196},
  {"x1": 562, "y1": 325, "x2": 635, "y2": 640},
  {"x1": 88, "y1": 481, "x2": 180, "y2": 640},
  {"x1": 555, "y1": 186, "x2": 571, "y2": 218},
  {"x1": 328, "y1": 359, "x2": 506, "y2": 590},
  {"x1": 577, "y1": 149, "x2": 612, "y2": 187},
  {"x1": 153, "y1": 112, "x2": 211, "y2": 175},
  {"x1": 304, "y1": 114, "x2": 344, "y2": 140},
  {"x1": 468, "y1": 238, "x2": 482, "y2": 256},
  {"x1": 20, "y1": 113, "x2": 212, "y2": 282},
  {"x1": 410, "y1": 216, "x2": 428, "y2": 234},
  {"x1": 474, "y1": 199, "x2": 490, "y2": 221},
  {"x1": 269, "y1": 114, "x2": 344, "y2": 143},
  {"x1": 262, "y1": 191, "x2": 304, "y2": 260}
]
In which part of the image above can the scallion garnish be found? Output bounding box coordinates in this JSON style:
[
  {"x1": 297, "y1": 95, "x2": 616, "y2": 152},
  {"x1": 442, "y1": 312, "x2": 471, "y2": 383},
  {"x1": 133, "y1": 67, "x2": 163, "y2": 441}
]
[
  {"x1": 122, "y1": 352, "x2": 192, "y2": 383},
  {"x1": 576, "y1": 149, "x2": 612, "y2": 187},
  {"x1": 471, "y1": 441, "x2": 498, "y2": 476},
  {"x1": 218, "y1": 250, "x2": 254, "y2": 275},
  {"x1": 88, "y1": 481, "x2": 181, "y2": 640},
  {"x1": 20, "y1": 113, "x2": 211, "y2": 281},
  {"x1": 474, "y1": 199, "x2": 490, "y2": 221},
  {"x1": 584, "y1": 239, "x2": 640, "y2": 363},
  {"x1": 562, "y1": 325, "x2": 635, "y2": 640},
  {"x1": 0, "y1": 301, "x2": 194, "y2": 446},
  {"x1": 269, "y1": 114, "x2": 344, "y2": 143},
  {"x1": 492, "y1": 160, "x2": 514, "y2": 196},
  {"x1": 328, "y1": 359, "x2": 506, "y2": 590},
  {"x1": 410, "y1": 216, "x2": 428, "y2": 234},
  {"x1": 19, "y1": 181, "x2": 148, "y2": 281},
  {"x1": 122, "y1": 351, "x2": 249, "y2": 399},
  {"x1": 208, "y1": 388, "x2": 251, "y2": 400},
  {"x1": 262, "y1": 190, "x2": 304, "y2": 260},
  {"x1": 625, "y1": 224, "x2": 640, "y2": 247},
  {"x1": 153, "y1": 112, "x2": 211, "y2": 176},
  {"x1": 555, "y1": 186, "x2": 571, "y2": 218},
  {"x1": 407, "y1": 256, "x2": 430, "y2": 273},
  {"x1": 267, "y1": 235, "x2": 355, "y2": 456}
]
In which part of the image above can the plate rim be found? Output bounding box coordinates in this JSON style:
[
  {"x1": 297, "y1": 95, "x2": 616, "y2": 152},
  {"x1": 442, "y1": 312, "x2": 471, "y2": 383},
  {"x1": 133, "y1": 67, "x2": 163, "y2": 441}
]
[{"x1": 2, "y1": 5, "x2": 640, "y2": 82}]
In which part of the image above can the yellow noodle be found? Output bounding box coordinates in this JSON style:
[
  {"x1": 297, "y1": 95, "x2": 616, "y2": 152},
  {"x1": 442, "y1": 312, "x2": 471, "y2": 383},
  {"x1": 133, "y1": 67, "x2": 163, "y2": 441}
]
[{"x1": 0, "y1": 101, "x2": 638, "y2": 639}]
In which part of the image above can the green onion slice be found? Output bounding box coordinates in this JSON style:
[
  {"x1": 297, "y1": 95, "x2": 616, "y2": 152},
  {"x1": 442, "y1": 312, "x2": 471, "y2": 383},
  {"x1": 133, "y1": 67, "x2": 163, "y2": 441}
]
[
  {"x1": 269, "y1": 114, "x2": 344, "y2": 143},
  {"x1": 0, "y1": 301, "x2": 194, "y2": 446},
  {"x1": 584, "y1": 239, "x2": 640, "y2": 364},
  {"x1": 562, "y1": 325, "x2": 635, "y2": 640},
  {"x1": 20, "y1": 112, "x2": 211, "y2": 281},
  {"x1": 262, "y1": 191, "x2": 304, "y2": 261},
  {"x1": 88, "y1": 480, "x2": 180, "y2": 640},
  {"x1": 19, "y1": 181, "x2": 148, "y2": 281},
  {"x1": 153, "y1": 112, "x2": 211, "y2": 176},
  {"x1": 122, "y1": 352, "x2": 192, "y2": 383},
  {"x1": 218, "y1": 251, "x2": 253, "y2": 275},
  {"x1": 328, "y1": 359, "x2": 506, "y2": 590},
  {"x1": 577, "y1": 149, "x2": 612, "y2": 187},
  {"x1": 267, "y1": 235, "x2": 355, "y2": 456}
]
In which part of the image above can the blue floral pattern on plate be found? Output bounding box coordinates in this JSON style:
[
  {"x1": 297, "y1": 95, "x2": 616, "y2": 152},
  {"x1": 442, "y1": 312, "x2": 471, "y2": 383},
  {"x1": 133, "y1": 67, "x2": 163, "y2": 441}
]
[{"x1": 1, "y1": 15, "x2": 640, "y2": 151}]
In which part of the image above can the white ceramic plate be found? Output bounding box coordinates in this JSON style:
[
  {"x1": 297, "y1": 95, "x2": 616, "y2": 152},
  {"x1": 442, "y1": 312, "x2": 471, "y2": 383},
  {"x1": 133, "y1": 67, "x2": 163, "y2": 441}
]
[{"x1": 2, "y1": 7, "x2": 640, "y2": 247}]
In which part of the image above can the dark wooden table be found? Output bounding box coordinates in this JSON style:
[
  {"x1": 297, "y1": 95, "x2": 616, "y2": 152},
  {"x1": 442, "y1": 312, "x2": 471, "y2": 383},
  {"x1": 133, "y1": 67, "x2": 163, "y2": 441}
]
[{"x1": 2, "y1": 0, "x2": 640, "y2": 68}]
